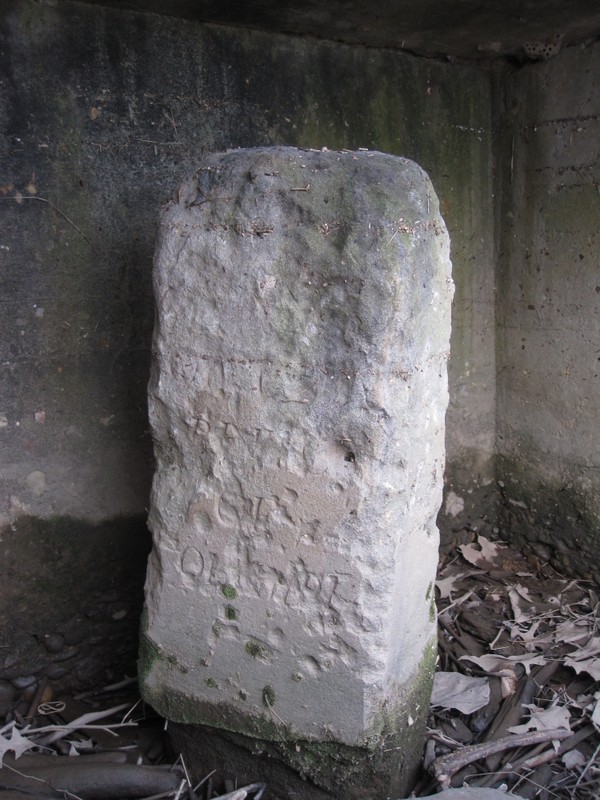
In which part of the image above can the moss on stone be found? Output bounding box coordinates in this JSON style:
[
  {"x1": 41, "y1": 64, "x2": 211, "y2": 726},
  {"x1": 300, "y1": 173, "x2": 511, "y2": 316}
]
[
  {"x1": 140, "y1": 593, "x2": 437, "y2": 799},
  {"x1": 221, "y1": 584, "x2": 237, "y2": 599},
  {"x1": 262, "y1": 685, "x2": 276, "y2": 706},
  {"x1": 140, "y1": 634, "x2": 437, "y2": 797},
  {"x1": 138, "y1": 615, "x2": 163, "y2": 685},
  {"x1": 245, "y1": 640, "x2": 271, "y2": 659}
]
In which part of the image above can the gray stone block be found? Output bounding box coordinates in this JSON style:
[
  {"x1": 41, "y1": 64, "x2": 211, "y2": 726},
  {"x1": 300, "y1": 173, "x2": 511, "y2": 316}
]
[{"x1": 140, "y1": 146, "x2": 453, "y2": 796}]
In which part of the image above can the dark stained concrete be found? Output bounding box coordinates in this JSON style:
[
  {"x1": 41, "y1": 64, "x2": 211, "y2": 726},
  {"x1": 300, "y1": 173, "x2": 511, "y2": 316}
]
[{"x1": 78, "y1": 0, "x2": 600, "y2": 60}]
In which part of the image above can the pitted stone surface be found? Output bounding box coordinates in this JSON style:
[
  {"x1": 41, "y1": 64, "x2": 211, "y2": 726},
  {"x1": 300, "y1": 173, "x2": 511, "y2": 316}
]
[{"x1": 141, "y1": 147, "x2": 453, "y2": 746}]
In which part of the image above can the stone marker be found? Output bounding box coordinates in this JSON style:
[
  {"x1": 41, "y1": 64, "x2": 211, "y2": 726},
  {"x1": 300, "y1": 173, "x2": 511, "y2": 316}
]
[{"x1": 140, "y1": 146, "x2": 453, "y2": 799}]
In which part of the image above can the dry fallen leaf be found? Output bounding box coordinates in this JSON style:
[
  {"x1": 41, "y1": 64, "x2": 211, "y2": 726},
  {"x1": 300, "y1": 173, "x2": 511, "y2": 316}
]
[
  {"x1": 562, "y1": 749, "x2": 587, "y2": 769},
  {"x1": 434, "y1": 540, "x2": 599, "y2": 798},
  {"x1": 526, "y1": 618, "x2": 589, "y2": 648},
  {"x1": 0, "y1": 724, "x2": 36, "y2": 766},
  {"x1": 508, "y1": 702, "x2": 571, "y2": 735},
  {"x1": 554, "y1": 619, "x2": 592, "y2": 645},
  {"x1": 564, "y1": 636, "x2": 600, "y2": 681},
  {"x1": 461, "y1": 651, "x2": 547, "y2": 676},
  {"x1": 460, "y1": 653, "x2": 517, "y2": 677},
  {"x1": 514, "y1": 619, "x2": 541, "y2": 644},
  {"x1": 459, "y1": 535, "x2": 505, "y2": 569},
  {"x1": 500, "y1": 672, "x2": 518, "y2": 698},
  {"x1": 565, "y1": 654, "x2": 600, "y2": 681},
  {"x1": 436, "y1": 571, "x2": 469, "y2": 600},
  {"x1": 567, "y1": 635, "x2": 600, "y2": 659},
  {"x1": 508, "y1": 584, "x2": 538, "y2": 623},
  {"x1": 431, "y1": 671, "x2": 490, "y2": 714}
]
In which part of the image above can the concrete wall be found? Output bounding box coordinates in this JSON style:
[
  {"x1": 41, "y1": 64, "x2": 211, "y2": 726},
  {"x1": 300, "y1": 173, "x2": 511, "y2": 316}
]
[
  {"x1": 496, "y1": 42, "x2": 600, "y2": 580},
  {"x1": 0, "y1": 0, "x2": 494, "y2": 687}
]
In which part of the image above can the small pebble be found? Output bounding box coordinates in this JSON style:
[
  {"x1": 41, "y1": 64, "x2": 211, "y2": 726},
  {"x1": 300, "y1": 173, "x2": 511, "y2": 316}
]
[
  {"x1": 82, "y1": 601, "x2": 105, "y2": 619},
  {"x1": 22, "y1": 683, "x2": 38, "y2": 701},
  {"x1": 42, "y1": 633, "x2": 64, "y2": 654},
  {"x1": 51, "y1": 645, "x2": 80, "y2": 663},
  {"x1": 3, "y1": 654, "x2": 18, "y2": 670},
  {"x1": 44, "y1": 664, "x2": 70, "y2": 680},
  {"x1": 554, "y1": 539, "x2": 571, "y2": 555},
  {"x1": 12, "y1": 675, "x2": 37, "y2": 690},
  {"x1": 446, "y1": 717, "x2": 473, "y2": 743},
  {"x1": 25, "y1": 470, "x2": 47, "y2": 496},
  {"x1": 14, "y1": 701, "x2": 29, "y2": 717},
  {"x1": 529, "y1": 541, "x2": 552, "y2": 561},
  {"x1": 64, "y1": 621, "x2": 90, "y2": 646}
]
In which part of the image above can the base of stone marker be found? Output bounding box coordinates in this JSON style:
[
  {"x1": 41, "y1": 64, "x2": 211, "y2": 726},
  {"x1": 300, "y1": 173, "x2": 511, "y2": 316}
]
[
  {"x1": 143, "y1": 628, "x2": 436, "y2": 799},
  {"x1": 162, "y1": 641, "x2": 435, "y2": 800},
  {"x1": 168, "y1": 719, "x2": 424, "y2": 800}
]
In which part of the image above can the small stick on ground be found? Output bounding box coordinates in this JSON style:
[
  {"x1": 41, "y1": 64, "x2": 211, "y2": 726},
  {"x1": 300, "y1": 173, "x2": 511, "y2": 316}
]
[{"x1": 431, "y1": 727, "x2": 571, "y2": 789}]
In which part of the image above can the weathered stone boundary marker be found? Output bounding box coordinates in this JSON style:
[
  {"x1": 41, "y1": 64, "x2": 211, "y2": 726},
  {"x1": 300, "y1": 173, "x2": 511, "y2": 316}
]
[{"x1": 139, "y1": 147, "x2": 453, "y2": 799}]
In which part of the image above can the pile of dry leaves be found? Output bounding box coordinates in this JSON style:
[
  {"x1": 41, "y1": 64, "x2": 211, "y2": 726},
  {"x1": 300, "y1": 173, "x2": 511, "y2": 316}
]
[
  {"x1": 413, "y1": 535, "x2": 600, "y2": 799},
  {"x1": 0, "y1": 679, "x2": 263, "y2": 800}
]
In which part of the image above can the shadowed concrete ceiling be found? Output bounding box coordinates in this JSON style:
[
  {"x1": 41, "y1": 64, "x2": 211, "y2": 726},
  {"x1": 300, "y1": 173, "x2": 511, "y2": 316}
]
[{"x1": 76, "y1": 0, "x2": 600, "y2": 60}]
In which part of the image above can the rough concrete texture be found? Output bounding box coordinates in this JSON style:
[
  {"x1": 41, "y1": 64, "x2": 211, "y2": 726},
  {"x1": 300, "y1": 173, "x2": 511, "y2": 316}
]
[
  {"x1": 140, "y1": 146, "x2": 452, "y2": 793},
  {"x1": 495, "y1": 41, "x2": 600, "y2": 579},
  {"x1": 0, "y1": 516, "x2": 150, "y2": 691},
  {"x1": 1, "y1": 0, "x2": 491, "y2": 686},
  {"x1": 77, "y1": 0, "x2": 600, "y2": 62}
]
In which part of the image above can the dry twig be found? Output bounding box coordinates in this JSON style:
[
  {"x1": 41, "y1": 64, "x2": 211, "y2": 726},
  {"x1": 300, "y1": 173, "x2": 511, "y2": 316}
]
[{"x1": 431, "y1": 728, "x2": 571, "y2": 789}]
